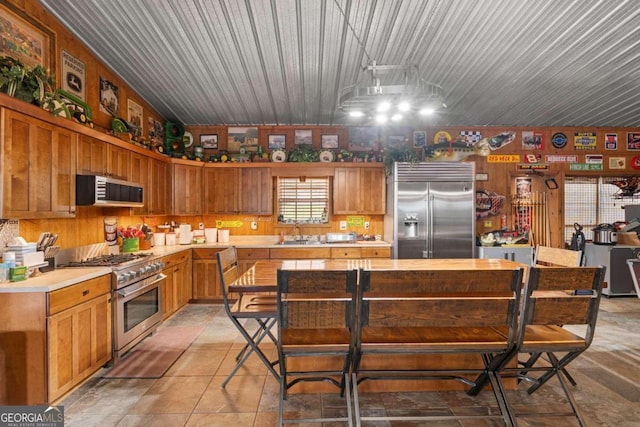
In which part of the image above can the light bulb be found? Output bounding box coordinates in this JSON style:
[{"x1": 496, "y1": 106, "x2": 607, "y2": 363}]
[
  {"x1": 398, "y1": 102, "x2": 410, "y2": 112},
  {"x1": 376, "y1": 102, "x2": 391, "y2": 112},
  {"x1": 391, "y1": 113, "x2": 403, "y2": 121},
  {"x1": 349, "y1": 110, "x2": 365, "y2": 117},
  {"x1": 375, "y1": 114, "x2": 387, "y2": 123},
  {"x1": 419, "y1": 107, "x2": 435, "y2": 116}
]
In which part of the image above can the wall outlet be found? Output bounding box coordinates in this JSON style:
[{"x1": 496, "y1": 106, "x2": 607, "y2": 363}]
[
  {"x1": 251, "y1": 221, "x2": 258, "y2": 230},
  {"x1": 339, "y1": 221, "x2": 347, "y2": 231},
  {"x1": 364, "y1": 221, "x2": 370, "y2": 230}
]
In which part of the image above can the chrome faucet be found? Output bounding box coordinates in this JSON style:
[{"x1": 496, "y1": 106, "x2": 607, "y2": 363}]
[{"x1": 293, "y1": 223, "x2": 304, "y2": 241}]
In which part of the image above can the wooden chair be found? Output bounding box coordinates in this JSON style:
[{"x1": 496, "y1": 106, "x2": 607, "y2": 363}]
[
  {"x1": 529, "y1": 244, "x2": 584, "y2": 385},
  {"x1": 352, "y1": 267, "x2": 524, "y2": 426},
  {"x1": 473, "y1": 266, "x2": 606, "y2": 426},
  {"x1": 534, "y1": 245, "x2": 582, "y2": 267},
  {"x1": 276, "y1": 268, "x2": 357, "y2": 426},
  {"x1": 216, "y1": 247, "x2": 279, "y2": 387}
]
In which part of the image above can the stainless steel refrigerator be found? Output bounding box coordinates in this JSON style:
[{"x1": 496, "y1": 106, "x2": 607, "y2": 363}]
[{"x1": 384, "y1": 162, "x2": 476, "y2": 259}]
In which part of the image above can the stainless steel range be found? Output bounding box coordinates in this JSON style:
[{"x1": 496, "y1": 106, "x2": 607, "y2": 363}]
[{"x1": 58, "y1": 244, "x2": 166, "y2": 363}]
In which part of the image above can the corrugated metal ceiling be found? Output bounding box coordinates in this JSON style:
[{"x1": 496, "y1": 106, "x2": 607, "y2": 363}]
[{"x1": 39, "y1": 0, "x2": 640, "y2": 127}]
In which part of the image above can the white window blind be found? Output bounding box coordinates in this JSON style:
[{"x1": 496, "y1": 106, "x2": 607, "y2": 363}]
[
  {"x1": 277, "y1": 177, "x2": 329, "y2": 223},
  {"x1": 564, "y1": 176, "x2": 628, "y2": 242}
]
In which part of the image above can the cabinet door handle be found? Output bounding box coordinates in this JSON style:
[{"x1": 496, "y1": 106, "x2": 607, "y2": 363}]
[{"x1": 83, "y1": 290, "x2": 90, "y2": 296}]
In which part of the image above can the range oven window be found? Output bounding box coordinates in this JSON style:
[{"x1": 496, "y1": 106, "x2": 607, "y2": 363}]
[{"x1": 123, "y1": 286, "x2": 160, "y2": 333}]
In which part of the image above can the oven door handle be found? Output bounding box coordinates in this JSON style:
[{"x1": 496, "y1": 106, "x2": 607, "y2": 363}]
[{"x1": 117, "y1": 273, "x2": 167, "y2": 298}]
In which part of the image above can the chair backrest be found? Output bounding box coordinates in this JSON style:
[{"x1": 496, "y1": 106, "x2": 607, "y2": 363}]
[
  {"x1": 216, "y1": 246, "x2": 239, "y2": 306},
  {"x1": 520, "y1": 266, "x2": 606, "y2": 346},
  {"x1": 359, "y1": 268, "x2": 523, "y2": 339},
  {"x1": 277, "y1": 269, "x2": 358, "y2": 331},
  {"x1": 534, "y1": 245, "x2": 582, "y2": 267}
]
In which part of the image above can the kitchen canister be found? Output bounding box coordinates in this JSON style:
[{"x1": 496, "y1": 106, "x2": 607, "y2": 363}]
[
  {"x1": 218, "y1": 229, "x2": 230, "y2": 243},
  {"x1": 205, "y1": 228, "x2": 217, "y2": 243},
  {"x1": 153, "y1": 232, "x2": 165, "y2": 246},
  {"x1": 165, "y1": 233, "x2": 177, "y2": 245}
]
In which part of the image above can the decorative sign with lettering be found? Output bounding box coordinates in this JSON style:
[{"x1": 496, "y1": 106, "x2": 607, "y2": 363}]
[
  {"x1": 545, "y1": 154, "x2": 578, "y2": 163},
  {"x1": 574, "y1": 132, "x2": 596, "y2": 150},
  {"x1": 216, "y1": 220, "x2": 243, "y2": 228},
  {"x1": 488, "y1": 154, "x2": 520, "y2": 163}
]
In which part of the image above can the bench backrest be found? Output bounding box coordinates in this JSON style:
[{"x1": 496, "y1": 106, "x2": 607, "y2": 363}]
[
  {"x1": 534, "y1": 245, "x2": 582, "y2": 267},
  {"x1": 359, "y1": 268, "x2": 523, "y2": 331},
  {"x1": 277, "y1": 269, "x2": 358, "y2": 330}
]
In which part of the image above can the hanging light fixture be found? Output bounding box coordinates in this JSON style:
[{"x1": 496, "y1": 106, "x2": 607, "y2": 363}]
[{"x1": 339, "y1": 61, "x2": 446, "y2": 123}]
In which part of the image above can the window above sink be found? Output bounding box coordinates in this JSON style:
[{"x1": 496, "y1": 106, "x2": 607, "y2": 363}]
[{"x1": 277, "y1": 177, "x2": 330, "y2": 225}]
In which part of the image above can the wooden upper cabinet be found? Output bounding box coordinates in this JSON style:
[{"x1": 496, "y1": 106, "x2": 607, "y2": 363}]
[
  {"x1": 130, "y1": 152, "x2": 151, "y2": 215},
  {"x1": 78, "y1": 134, "x2": 131, "y2": 181},
  {"x1": 204, "y1": 166, "x2": 273, "y2": 214},
  {"x1": 333, "y1": 166, "x2": 386, "y2": 214},
  {"x1": 173, "y1": 162, "x2": 203, "y2": 215},
  {"x1": 106, "y1": 144, "x2": 131, "y2": 180},
  {"x1": 204, "y1": 167, "x2": 239, "y2": 214},
  {"x1": 77, "y1": 134, "x2": 107, "y2": 175},
  {"x1": 149, "y1": 158, "x2": 170, "y2": 215},
  {"x1": 2, "y1": 109, "x2": 77, "y2": 218},
  {"x1": 240, "y1": 167, "x2": 272, "y2": 214}
]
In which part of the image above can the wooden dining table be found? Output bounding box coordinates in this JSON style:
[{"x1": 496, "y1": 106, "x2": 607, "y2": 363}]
[
  {"x1": 230, "y1": 257, "x2": 525, "y2": 393},
  {"x1": 229, "y1": 257, "x2": 525, "y2": 293}
]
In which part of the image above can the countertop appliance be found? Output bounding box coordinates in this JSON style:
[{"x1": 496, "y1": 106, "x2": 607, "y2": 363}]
[
  {"x1": 384, "y1": 162, "x2": 476, "y2": 259},
  {"x1": 57, "y1": 243, "x2": 166, "y2": 362},
  {"x1": 583, "y1": 243, "x2": 638, "y2": 296},
  {"x1": 592, "y1": 223, "x2": 617, "y2": 245}
]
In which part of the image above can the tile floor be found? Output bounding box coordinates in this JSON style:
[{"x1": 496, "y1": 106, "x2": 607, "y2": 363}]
[{"x1": 59, "y1": 297, "x2": 640, "y2": 426}]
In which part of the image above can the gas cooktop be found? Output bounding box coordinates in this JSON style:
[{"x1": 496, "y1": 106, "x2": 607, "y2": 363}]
[{"x1": 59, "y1": 252, "x2": 153, "y2": 267}]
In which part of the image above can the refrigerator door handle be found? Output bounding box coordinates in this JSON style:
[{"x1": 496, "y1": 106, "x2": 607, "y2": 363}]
[{"x1": 427, "y1": 193, "x2": 434, "y2": 258}]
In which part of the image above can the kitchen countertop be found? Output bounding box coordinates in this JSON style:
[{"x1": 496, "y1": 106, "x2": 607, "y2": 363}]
[{"x1": 0, "y1": 236, "x2": 391, "y2": 293}]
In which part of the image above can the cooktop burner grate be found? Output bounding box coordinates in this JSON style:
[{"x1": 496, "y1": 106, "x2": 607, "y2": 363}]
[{"x1": 61, "y1": 252, "x2": 153, "y2": 267}]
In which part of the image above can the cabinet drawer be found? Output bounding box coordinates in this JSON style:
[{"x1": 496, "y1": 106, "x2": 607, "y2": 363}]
[
  {"x1": 270, "y1": 248, "x2": 331, "y2": 259},
  {"x1": 330, "y1": 247, "x2": 362, "y2": 259},
  {"x1": 192, "y1": 248, "x2": 223, "y2": 260},
  {"x1": 237, "y1": 248, "x2": 270, "y2": 259},
  {"x1": 48, "y1": 275, "x2": 111, "y2": 315},
  {"x1": 361, "y1": 247, "x2": 391, "y2": 258},
  {"x1": 162, "y1": 250, "x2": 190, "y2": 267}
]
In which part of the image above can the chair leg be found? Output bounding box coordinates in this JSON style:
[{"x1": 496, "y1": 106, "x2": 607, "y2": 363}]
[
  {"x1": 222, "y1": 317, "x2": 279, "y2": 388},
  {"x1": 527, "y1": 351, "x2": 581, "y2": 394},
  {"x1": 233, "y1": 317, "x2": 278, "y2": 362},
  {"x1": 352, "y1": 372, "x2": 361, "y2": 427}
]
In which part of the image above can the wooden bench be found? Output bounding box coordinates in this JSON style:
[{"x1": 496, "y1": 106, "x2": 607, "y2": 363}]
[{"x1": 352, "y1": 267, "x2": 524, "y2": 425}]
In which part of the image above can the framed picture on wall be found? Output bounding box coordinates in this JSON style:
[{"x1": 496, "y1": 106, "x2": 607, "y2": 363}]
[
  {"x1": 0, "y1": 2, "x2": 55, "y2": 70},
  {"x1": 268, "y1": 134, "x2": 286, "y2": 149},
  {"x1": 413, "y1": 131, "x2": 426, "y2": 148},
  {"x1": 295, "y1": 129, "x2": 313, "y2": 145},
  {"x1": 200, "y1": 134, "x2": 218, "y2": 149},
  {"x1": 321, "y1": 134, "x2": 339, "y2": 149}
]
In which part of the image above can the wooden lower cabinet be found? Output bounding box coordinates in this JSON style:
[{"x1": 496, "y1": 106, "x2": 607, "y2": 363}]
[
  {"x1": 47, "y1": 292, "x2": 111, "y2": 401},
  {"x1": 0, "y1": 274, "x2": 112, "y2": 405},
  {"x1": 161, "y1": 251, "x2": 192, "y2": 319},
  {"x1": 192, "y1": 248, "x2": 223, "y2": 300},
  {"x1": 237, "y1": 248, "x2": 270, "y2": 273}
]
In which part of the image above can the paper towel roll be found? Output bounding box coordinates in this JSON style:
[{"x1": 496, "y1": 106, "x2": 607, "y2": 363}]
[
  {"x1": 218, "y1": 229, "x2": 229, "y2": 243},
  {"x1": 205, "y1": 228, "x2": 217, "y2": 243}
]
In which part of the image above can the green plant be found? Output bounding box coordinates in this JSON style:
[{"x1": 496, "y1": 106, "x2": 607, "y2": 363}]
[
  {"x1": 288, "y1": 144, "x2": 319, "y2": 162},
  {"x1": 0, "y1": 56, "x2": 55, "y2": 105},
  {"x1": 383, "y1": 143, "x2": 420, "y2": 175}
]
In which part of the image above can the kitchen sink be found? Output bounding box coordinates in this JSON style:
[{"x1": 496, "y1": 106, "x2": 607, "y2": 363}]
[{"x1": 278, "y1": 239, "x2": 324, "y2": 245}]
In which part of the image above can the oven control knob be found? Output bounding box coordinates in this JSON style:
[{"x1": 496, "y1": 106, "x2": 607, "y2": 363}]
[{"x1": 117, "y1": 274, "x2": 126, "y2": 284}]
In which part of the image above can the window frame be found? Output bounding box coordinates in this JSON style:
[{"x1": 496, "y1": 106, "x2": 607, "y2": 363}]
[{"x1": 276, "y1": 176, "x2": 331, "y2": 226}]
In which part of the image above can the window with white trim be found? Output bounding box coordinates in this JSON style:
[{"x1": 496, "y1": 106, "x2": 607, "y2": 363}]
[{"x1": 277, "y1": 177, "x2": 330, "y2": 224}]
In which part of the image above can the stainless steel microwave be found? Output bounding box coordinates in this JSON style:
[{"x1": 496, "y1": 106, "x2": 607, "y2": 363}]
[{"x1": 76, "y1": 175, "x2": 144, "y2": 207}]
